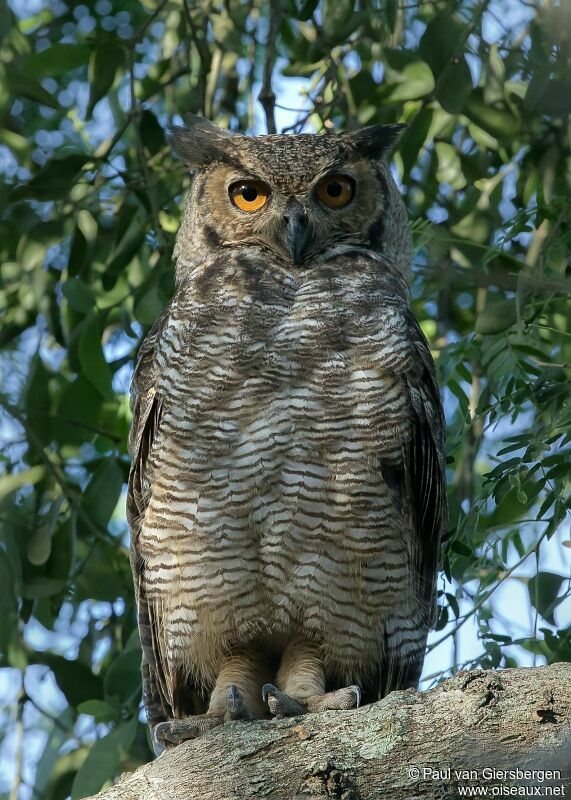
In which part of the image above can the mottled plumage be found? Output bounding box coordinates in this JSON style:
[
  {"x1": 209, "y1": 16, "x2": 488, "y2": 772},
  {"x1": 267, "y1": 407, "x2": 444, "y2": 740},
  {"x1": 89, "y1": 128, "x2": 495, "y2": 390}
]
[{"x1": 127, "y1": 115, "x2": 447, "y2": 750}]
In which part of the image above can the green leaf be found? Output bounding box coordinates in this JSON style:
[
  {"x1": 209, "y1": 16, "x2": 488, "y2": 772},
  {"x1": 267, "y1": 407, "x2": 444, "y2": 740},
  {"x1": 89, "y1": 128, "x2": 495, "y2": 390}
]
[
  {"x1": 39, "y1": 750, "x2": 88, "y2": 800},
  {"x1": 435, "y1": 57, "x2": 472, "y2": 114},
  {"x1": 528, "y1": 572, "x2": 566, "y2": 626},
  {"x1": 139, "y1": 109, "x2": 165, "y2": 155},
  {"x1": 38, "y1": 653, "x2": 104, "y2": 708},
  {"x1": 0, "y1": 127, "x2": 29, "y2": 156},
  {"x1": 484, "y1": 44, "x2": 505, "y2": 105},
  {"x1": 104, "y1": 647, "x2": 142, "y2": 705},
  {"x1": 435, "y1": 605, "x2": 449, "y2": 630},
  {"x1": 0, "y1": 544, "x2": 20, "y2": 663},
  {"x1": 133, "y1": 280, "x2": 165, "y2": 326},
  {"x1": 450, "y1": 540, "x2": 472, "y2": 557},
  {"x1": 27, "y1": 496, "x2": 65, "y2": 566},
  {"x1": 22, "y1": 44, "x2": 89, "y2": 78},
  {"x1": 281, "y1": 59, "x2": 325, "y2": 78},
  {"x1": 46, "y1": 518, "x2": 75, "y2": 581},
  {"x1": 83, "y1": 458, "x2": 124, "y2": 530},
  {"x1": 54, "y1": 376, "x2": 103, "y2": 446},
  {"x1": 464, "y1": 90, "x2": 520, "y2": 140},
  {"x1": 34, "y1": 708, "x2": 75, "y2": 797},
  {"x1": 448, "y1": 379, "x2": 469, "y2": 418},
  {"x1": 0, "y1": 466, "x2": 46, "y2": 500},
  {"x1": 328, "y1": 11, "x2": 368, "y2": 44},
  {"x1": 525, "y1": 77, "x2": 571, "y2": 117},
  {"x1": 74, "y1": 541, "x2": 131, "y2": 603},
  {"x1": 17, "y1": 7, "x2": 53, "y2": 34},
  {"x1": 22, "y1": 577, "x2": 68, "y2": 598},
  {"x1": 446, "y1": 592, "x2": 460, "y2": 619},
  {"x1": 71, "y1": 716, "x2": 137, "y2": 800},
  {"x1": 322, "y1": 0, "x2": 355, "y2": 40},
  {"x1": 435, "y1": 142, "x2": 466, "y2": 189},
  {"x1": 78, "y1": 313, "x2": 114, "y2": 400},
  {"x1": 0, "y1": 0, "x2": 11, "y2": 47},
  {"x1": 382, "y1": 49, "x2": 434, "y2": 102},
  {"x1": 25, "y1": 354, "x2": 51, "y2": 444},
  {"x1": 87, "y1": 39, "x2": 124, "y2": 117},
  {"x1": 62, "y1": 278, "x2": 96, "y2": 315},
  {"x1": 77, "y1": 700, "x2": 120, "y2": 722},
  {"x1": 296, "y1": 0, "x2": 319, "y2": 21},
  {"x1": 385, "y1": 0, "x2": 397, "y2": 32},
  {"x1": 399, "y1": 107, "x2": 433, "y2": 179},
  {"x1": 11, "y1": 154, "x2": 88, "y2": 202},
  {"x1": 418, "y1": 13, "x2": 472, "y2": 112},
  {"x1": 6, "y1": 72, "x2": 60, "y2": 109},
  {"x1": 475, "y1": 300, "x2": 517, "y2": 335},
  {"x1": 419, "y1": 13, "x2": 463, "y2": 76},
  {"x1": 67, "y1": 225, "x2": 88, "y2": 278},
  {"x1": 103, "y1": 211, "x2": 146, "y2": 289}
]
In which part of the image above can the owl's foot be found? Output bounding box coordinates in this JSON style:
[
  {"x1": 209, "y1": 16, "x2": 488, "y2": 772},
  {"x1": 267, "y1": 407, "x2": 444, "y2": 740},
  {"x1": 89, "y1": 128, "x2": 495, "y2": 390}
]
[
  {"x1": 225, "y1": 684, "x2": 255, "y2": 721},
  {"x1": 262, "y1": 683, "x2": 361, "y2": 719},
  {"x1": 306, "y1": 685, "x2": 361, "y2": 712},
  {"x1": 152, "y1": 685, "x2": 254, "y2": 754},
  {"x1": 152, "y1": 713, "x2": 224, "y2": 754},
  {"x1": 262, "y1": 683, "x2": 306, "y2": 718}
]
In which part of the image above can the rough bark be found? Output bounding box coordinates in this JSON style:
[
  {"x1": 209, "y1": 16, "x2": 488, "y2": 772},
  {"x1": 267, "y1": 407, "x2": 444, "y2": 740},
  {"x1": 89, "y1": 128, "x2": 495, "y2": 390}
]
[{"x1": 88, "y1": 663, "x2": 570, "y2": 800}]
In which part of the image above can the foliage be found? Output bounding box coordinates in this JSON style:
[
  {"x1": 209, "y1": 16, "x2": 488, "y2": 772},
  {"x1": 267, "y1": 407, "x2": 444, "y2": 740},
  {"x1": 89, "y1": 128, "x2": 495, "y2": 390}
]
[{"x1": 0, "y1": 0, "x2": 569, "y2": 797}]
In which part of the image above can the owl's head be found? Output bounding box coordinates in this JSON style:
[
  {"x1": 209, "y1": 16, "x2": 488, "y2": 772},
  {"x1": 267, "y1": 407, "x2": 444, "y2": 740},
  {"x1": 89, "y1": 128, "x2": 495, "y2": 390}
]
[{"x1": 169, "y1": 115, "x2": 411, "y2": 279}]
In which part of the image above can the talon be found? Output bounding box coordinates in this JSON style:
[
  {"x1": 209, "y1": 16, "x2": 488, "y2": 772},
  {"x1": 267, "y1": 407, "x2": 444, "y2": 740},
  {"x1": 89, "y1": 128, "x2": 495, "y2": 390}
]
[
  {"x1": 262, "y1": 684, "x2": 306, "y2": 717},
  {"x1": 227, "y1": 684, "x2": 240, "y2": 714},
  {"x1": 152, "y1": 722, "x2": 169, "y2": 755},
  {"x1": 225, "y1": 684, "x2": 252, "y2": 720},
  {"x1": 350, "y1": 685, "x2": 361, "y2": 708},
  {"x1": 153, "y1": 721, "x2": 173, "y2": 744},
  {"x1": 151, "y1": 713, "x2": 223, "y2": 752},
  {"x1": 262, "y1": 682, "x2": 277, "y2": 703}
]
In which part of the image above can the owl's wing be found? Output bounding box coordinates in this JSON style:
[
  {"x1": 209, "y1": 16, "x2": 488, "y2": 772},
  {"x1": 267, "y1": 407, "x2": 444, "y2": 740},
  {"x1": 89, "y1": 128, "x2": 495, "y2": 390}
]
[
  {"x1": 406, "y1": 314, "x2": 447, "y2": 608},
  {"x1": 378, "y1": 313, "x2": 447, "y2": 698},
  {"x1": 127, "y1": 305, "x2": 194, "y2": 727}
]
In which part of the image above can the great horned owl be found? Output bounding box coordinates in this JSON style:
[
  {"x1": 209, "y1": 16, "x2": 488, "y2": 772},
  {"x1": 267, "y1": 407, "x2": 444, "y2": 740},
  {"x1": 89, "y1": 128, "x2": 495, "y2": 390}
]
[{"x1": 127, "y1": 115, "x2": 447, "y2": 752}]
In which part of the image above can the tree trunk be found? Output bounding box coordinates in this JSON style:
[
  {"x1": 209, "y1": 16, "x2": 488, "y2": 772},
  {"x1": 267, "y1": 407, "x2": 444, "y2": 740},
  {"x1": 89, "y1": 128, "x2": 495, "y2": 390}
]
[{"x1": 87, "y1": 663, "x2": 570, "y2": 799}]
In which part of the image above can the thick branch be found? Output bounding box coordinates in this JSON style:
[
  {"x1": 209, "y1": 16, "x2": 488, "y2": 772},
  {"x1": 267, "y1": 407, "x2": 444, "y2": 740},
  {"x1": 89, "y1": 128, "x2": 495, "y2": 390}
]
[{"x1": 88, "y1": 664, "x2": 570, "y2": 799}]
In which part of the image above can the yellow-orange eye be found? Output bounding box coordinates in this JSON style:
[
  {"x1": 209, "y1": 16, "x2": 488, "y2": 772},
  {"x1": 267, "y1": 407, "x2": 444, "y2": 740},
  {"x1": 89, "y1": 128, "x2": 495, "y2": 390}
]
[
  {"x1": 229, "y1": 180, "x2": 270, "y2": 212},
  {"x1": 316, "y1": 174, "x2": 355, "y2": 208}
]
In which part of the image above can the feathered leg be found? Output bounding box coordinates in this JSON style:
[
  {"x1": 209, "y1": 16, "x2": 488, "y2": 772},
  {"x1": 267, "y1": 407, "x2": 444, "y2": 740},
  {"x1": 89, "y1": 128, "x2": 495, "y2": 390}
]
[
  {"x1": 263, "y1": 637, "x2": 360, "y2": 718},
  {"x1": 153, "y1": 648, "x2": 270, "y2": 753}
]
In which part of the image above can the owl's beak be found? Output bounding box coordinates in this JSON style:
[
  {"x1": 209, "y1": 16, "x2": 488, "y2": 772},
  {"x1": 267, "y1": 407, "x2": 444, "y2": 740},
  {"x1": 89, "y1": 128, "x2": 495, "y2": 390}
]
[{"x1": 284, "y1": 200, "x2": 310, "y2": 265}]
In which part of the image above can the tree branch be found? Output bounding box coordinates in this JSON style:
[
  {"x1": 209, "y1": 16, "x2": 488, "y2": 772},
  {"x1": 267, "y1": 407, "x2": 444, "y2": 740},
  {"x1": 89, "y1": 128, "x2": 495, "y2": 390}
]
[
  {"x1": 258, "y1": 0, "x2": 281, "y2": 134},
  {"x1": 85, "y1": 664, "x2": 570, "y2": 800}
]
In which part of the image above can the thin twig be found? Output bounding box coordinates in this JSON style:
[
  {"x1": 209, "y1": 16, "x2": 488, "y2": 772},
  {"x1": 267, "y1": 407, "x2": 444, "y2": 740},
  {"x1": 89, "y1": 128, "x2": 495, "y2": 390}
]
[
  {"x1": 29, "y1": 414, "x2": 122, "y2": 443},
  {"x1": 127, "y1": 0, "x2": 169, "y2": 47},
  {"x1": 129, "y1": 50, "x2": 167, "y2": 253},
  {"x1": 91, "y1": 0, "x2": 168, "y2": 167},
  {"x1": 427, "y1": 529, "x2": 549, "y2": 655},
  {"x1": 9, "y1": 677, "x2": 25, "y2": 800},
  {"x1": 25, "y1": 692, "x2": 70, "y2": 733},
  {"x1": 182, "y1": 0, "x2": 211, "y2": 116},
  {"x1": 204, "y1": 47, "x2": 222, "y2": 121},
  {"x1": 258, "y1": 0, "x2": 282, "y2": 133}
]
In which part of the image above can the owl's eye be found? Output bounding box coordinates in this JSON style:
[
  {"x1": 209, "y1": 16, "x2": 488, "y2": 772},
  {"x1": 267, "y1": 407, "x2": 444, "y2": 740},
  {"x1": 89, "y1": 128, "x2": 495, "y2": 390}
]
[
  {"x1": 316, "y1": 174, "x2": 355, "y2": 208},
  {"x1": 229, "y1": 180, "x2": 270, "y2": 212}
]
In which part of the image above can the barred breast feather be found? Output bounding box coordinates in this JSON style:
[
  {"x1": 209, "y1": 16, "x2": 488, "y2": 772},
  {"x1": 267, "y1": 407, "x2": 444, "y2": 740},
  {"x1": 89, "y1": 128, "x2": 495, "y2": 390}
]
[{"x1": 127, "y1": 247, "x2": 446, "y2": 724}]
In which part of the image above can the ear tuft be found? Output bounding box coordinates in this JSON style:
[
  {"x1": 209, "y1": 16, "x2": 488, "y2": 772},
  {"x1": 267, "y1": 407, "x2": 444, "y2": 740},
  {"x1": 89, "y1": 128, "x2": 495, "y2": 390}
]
[
  {"x1": 167, "y1": 114, "x2": 234, "y2": 169},
  {"x1": 347, "y1": 123, "x2": 408, "y2": 160}
]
